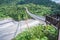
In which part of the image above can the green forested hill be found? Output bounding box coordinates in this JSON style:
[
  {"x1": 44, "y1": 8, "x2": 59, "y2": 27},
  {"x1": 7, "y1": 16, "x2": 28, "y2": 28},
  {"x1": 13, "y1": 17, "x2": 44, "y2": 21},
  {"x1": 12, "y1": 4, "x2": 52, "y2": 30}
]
[
  {"x1": 17, "y1": 0, "x2": 60, "y2": 13},
  {"x1": 0, "y1": 0, "x2": 60, "y2": 21}
]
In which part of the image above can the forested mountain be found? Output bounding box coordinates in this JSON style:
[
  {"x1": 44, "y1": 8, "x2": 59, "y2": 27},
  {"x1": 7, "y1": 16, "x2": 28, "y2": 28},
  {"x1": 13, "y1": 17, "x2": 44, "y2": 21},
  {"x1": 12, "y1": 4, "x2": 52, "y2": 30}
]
[
  {"x1": 0, "y1": 0, "x2": 60, "y2": 11},
  {"x1": 17, "y1": 0, "x2": 60, "y2": 13},
  {"x1": 0, "y1": 0, "x2": 21, "y2": 5},
  {"x1": 0, "y1": 0, "x2": 60, "y2": 21}
]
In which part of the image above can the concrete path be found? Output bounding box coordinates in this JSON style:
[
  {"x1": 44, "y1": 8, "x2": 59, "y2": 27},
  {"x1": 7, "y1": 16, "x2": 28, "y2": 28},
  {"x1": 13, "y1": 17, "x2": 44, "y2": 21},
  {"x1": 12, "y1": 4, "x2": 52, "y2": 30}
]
[
  {"x1": 0, "y1": 19, "x2": 46, "y2": 40},
  {"x1": 25, "y1": 7, "x2": 45, "y2": 21}
]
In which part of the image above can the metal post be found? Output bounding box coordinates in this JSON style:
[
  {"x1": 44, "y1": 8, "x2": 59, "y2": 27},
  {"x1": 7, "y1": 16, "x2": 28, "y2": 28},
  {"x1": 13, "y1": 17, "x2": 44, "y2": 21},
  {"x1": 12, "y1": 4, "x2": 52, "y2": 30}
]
[{"x1": 58, "y1": 29, "x2": 60, "y2": 40}]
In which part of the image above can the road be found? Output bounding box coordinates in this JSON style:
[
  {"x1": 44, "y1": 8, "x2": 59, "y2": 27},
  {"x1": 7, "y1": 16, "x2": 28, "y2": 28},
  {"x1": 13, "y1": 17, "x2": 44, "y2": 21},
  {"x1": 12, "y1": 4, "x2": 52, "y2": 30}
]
[
  {"x1": 25, "y1": 7, "x2": 45, "y2": 22},
  {"x1": 0, "y1": 19, "x2": 46, "y2": 40}
]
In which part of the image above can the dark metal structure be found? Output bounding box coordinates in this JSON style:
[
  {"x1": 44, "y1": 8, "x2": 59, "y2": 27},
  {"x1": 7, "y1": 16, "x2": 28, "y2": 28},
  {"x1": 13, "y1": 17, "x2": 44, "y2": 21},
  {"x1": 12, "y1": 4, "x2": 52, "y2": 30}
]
[
  {"x1": 46, "y1": 14, "x2": 60, "y2": 29},
  {"x1": 45, "y1": 13, "x2": 60, "y2": 40}
]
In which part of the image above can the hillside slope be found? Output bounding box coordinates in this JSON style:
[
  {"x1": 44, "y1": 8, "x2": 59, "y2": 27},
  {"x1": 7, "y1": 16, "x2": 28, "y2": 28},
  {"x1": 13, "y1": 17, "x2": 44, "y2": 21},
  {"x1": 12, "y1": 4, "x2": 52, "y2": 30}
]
[{"x1": 0, "y1": 0, "x2": 60, "y2": 21}]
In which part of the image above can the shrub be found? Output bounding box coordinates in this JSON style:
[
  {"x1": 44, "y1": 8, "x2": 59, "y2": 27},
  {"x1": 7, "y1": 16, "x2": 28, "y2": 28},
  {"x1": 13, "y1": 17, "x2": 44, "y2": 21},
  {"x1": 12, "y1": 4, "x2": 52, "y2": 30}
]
[{"x1": 13, "y1": 25, "x2": 58, "y2": 40}]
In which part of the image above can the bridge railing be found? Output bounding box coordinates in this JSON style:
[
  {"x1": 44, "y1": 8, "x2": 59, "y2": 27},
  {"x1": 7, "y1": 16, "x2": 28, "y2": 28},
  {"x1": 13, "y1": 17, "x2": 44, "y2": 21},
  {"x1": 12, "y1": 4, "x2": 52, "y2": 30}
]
[{"x1": 46, "y1": 15, "x2": 60, "y2": 29}]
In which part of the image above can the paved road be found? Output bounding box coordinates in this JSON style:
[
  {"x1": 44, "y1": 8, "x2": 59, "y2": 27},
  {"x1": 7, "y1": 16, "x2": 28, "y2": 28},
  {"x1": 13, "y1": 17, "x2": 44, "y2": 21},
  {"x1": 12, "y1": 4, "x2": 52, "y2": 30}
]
[
  {"x1": 25, "y1": 7, "x2": 45, "y2": 22},
  {"x1": 0, "y1": 19, "x2": 46, "y2": 40}
]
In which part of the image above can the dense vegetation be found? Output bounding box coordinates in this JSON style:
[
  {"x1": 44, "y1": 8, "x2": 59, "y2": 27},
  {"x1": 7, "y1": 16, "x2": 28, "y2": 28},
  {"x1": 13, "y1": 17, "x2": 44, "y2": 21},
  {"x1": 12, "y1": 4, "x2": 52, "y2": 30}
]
[
  {"x1": 25, "y1": 4, "x2": 52, "y2": 16},
  {"x1": 12, "y1": 25, "x2": 58, "y2": 40},
  {"x1": 18, "y1": 0, "x2": 60, "y2": 15},
  {"x1": 0, "y1": 4, "x2": 52, "y2": 21},
  {"x1": 0, "y1": 0, "x2": 60, "y2": 21},
  {"x1": 0, "y1": 5, "x2": 31, "y2": 21}
]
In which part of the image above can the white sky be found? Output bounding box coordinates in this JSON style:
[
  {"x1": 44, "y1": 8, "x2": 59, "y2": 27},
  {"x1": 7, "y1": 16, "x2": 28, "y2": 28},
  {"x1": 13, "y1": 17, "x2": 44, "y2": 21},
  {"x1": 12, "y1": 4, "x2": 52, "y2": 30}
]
[{"x1": 52, "y1": 0, "x2": 60, "y2": 3}]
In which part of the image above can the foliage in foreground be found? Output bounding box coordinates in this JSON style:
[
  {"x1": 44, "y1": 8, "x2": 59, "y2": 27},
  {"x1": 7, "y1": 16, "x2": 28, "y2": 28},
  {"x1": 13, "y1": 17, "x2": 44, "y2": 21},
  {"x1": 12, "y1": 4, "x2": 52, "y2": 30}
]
[{"x1": 13, "y1": 25, "x2": 58, "y2": 40}]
